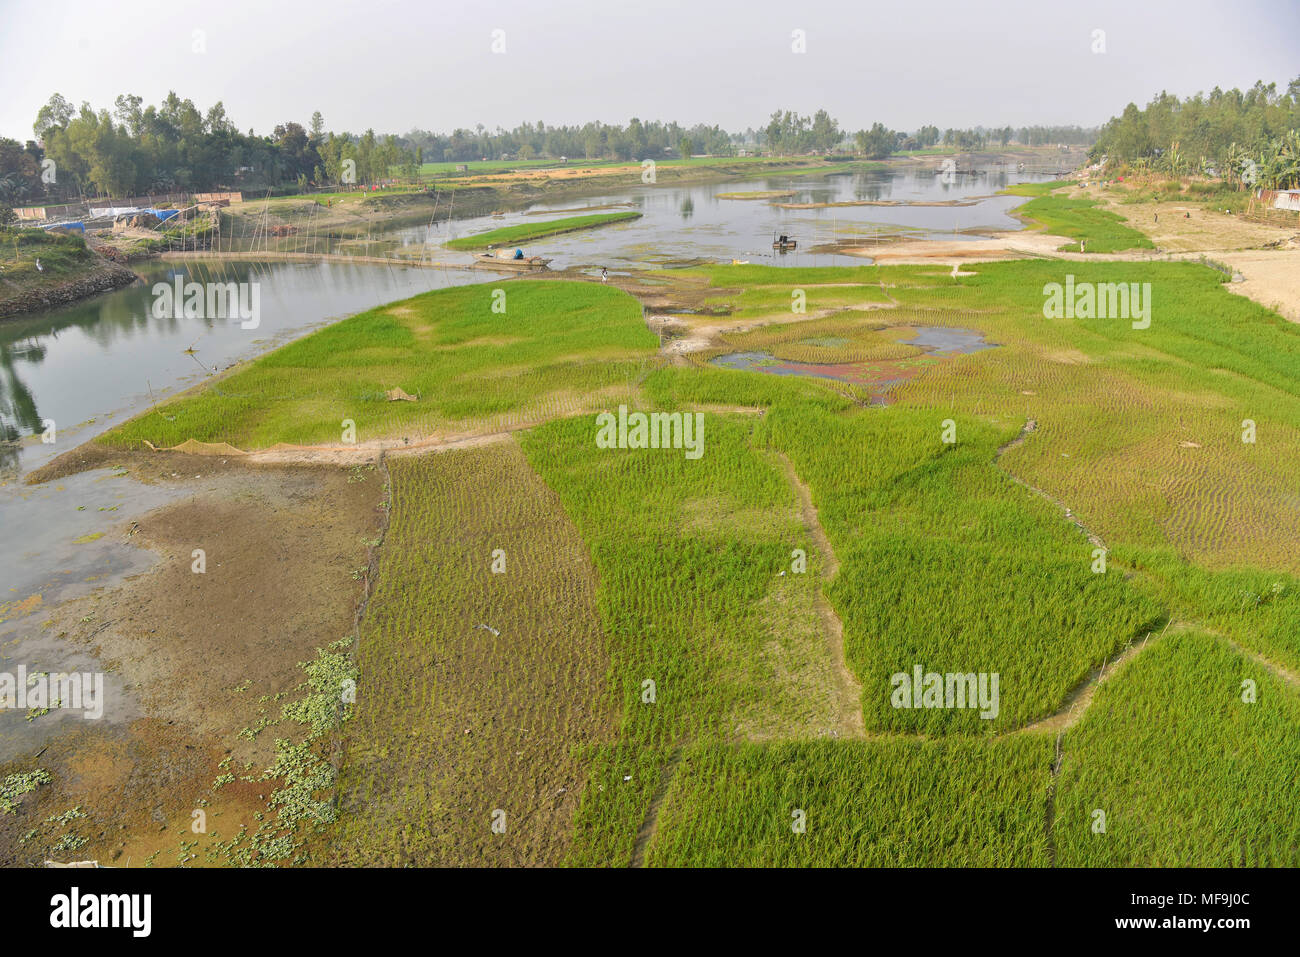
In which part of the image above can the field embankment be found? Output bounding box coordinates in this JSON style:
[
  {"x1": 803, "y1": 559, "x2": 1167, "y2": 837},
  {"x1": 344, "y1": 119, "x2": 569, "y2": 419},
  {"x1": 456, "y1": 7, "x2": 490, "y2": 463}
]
[{"x1": 0, "y1": 227, "x2": 138, "y2": 320}]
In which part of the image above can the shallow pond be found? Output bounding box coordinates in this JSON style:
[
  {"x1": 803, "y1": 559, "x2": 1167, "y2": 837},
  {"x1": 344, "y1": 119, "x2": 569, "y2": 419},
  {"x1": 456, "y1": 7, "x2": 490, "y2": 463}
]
[{"x1": 710, "y1": 326, "x2": 997, "y2": 401}]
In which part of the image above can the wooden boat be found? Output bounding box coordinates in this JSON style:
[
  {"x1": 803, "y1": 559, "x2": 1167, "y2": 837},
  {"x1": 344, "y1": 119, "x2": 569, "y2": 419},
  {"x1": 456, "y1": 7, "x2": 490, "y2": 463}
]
[
  {"x1": 772, "y1": 238, "x2": 797, "y2": 250},
  {"x1": 473, "y1": 251, "x2": 553, "y2": 271}
]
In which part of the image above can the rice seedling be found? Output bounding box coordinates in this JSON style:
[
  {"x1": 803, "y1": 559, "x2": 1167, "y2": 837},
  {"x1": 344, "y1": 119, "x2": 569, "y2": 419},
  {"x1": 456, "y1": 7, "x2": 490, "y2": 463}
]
[{"x1": 323, "y1": 441, "x2": 614, "y2": 866}]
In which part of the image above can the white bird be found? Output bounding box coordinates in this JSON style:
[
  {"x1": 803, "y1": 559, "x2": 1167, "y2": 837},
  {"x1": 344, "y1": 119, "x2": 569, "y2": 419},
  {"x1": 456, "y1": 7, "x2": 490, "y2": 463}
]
[
  {"x1": 35, "y1": 258, "x2": 43, "y2": 272},
  {"x1": 476, "y1": 623, "x2": 500, "y2": 636},
  {"x1": 950, "y1": 262, "x2": 960, "y2": 281}
]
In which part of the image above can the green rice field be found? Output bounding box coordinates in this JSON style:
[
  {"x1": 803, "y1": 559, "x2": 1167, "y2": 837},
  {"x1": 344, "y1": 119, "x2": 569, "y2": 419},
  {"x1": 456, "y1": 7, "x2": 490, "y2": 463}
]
[{"x1": 90, "y1": 257, "x2": 1300, "y2": 866}]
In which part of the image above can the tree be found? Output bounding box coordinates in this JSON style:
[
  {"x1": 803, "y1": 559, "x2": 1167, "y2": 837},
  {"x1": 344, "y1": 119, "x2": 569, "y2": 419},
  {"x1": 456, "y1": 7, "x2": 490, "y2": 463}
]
[
  {"x1": 854, "y1": 123, "x2": 896, "y2": 159},
  {"x1": 810, "y1": 110, "x2": 840, "y2": 152},
  {"x1": 678, "y1": 137, "x2": 693, "y2": 159},
  {"x1": 34, "y1": 93, "x2": 74, "y2": 140},
  {"x1": 0, "y1": 139, "x2": 42, "y2": 202}
]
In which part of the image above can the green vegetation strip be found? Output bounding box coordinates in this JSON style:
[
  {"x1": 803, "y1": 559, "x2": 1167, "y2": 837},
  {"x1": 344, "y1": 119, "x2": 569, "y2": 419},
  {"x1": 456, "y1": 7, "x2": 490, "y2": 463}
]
[
  {"x1": 1015, "y1": 193, "x2": 1153, "y2": 253},
  {"x1": 445, "y1": 211, "x2": 642, "y2": 250},
  {"x1": 998, "y1": 179, "x2": 1074, "y2": 197}
]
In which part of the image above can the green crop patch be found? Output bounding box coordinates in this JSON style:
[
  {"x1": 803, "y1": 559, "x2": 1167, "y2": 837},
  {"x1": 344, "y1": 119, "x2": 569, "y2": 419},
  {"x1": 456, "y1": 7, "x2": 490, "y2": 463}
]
[
  {"x1": 1015, "y1": 194, "x2": 1154, "y2": 253},
  {"x1": 1054, "y1": 630, "x2": 1300, "y2": 866},
  {"x1": 646, "y1": 737, "x2": 1053, "y2": 867},
  {"x1": 322, "y1": 441, "x2": 613, "y2": 866},
  {"x1": 762, "y1": 401, "x2": 1163, "y2": 735},
  {"x1": 445, "y1": 211, "x2": 642, "y2": 250}
]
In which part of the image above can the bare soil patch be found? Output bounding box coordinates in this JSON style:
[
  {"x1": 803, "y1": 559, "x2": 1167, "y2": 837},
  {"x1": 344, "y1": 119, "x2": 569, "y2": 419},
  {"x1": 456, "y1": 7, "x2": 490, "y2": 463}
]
[{"x1": 0, "y1": 457, "x2": 383, "y2": 866}]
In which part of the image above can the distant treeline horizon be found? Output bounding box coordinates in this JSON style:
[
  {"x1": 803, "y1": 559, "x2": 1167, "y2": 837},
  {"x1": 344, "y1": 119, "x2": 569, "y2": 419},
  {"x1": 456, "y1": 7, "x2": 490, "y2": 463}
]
[{"x1": 0, "y1": 88, "x2": 1127, "y2": 206}]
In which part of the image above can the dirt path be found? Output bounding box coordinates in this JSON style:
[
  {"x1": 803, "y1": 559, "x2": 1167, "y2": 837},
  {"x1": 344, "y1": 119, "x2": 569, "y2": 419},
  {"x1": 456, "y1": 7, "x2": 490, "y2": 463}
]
[
  {"x1": 995, "y1": 418, "x2": 1106, "y2": 550},
  {"x1": 629, "y1": 748, "x2": 683, "y2": 868},
  {"x1": 1015, "y1": 622, "x2": 1169, "y2": 737},
  {"x1": 772, "y1": 451, "x2": 864, "y2": 739},
  {"x1": 1217, "y1": 634, "x2": 1300, "y2": 691}
]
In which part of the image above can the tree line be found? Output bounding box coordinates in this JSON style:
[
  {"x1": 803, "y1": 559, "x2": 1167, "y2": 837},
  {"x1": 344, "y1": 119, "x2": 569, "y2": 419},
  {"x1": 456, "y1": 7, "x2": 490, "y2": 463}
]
[
  {"x1": 0, "y1": 90, "x2": 1098, "y2": 207},
  {"x1": 1090, "y1": 78, "x2": 1300, "y2": 189}
]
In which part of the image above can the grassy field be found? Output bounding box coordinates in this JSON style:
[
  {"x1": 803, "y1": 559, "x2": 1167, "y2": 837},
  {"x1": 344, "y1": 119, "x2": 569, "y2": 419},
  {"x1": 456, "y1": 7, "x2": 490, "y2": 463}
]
[
  {"x1": 82, "y1": 258, "x2": 1300, "y2": 866},
  {"x1": 444, "y1": 211, "x2": 643, "y2": 250},
  {"x1": 1015, "y1": 193, "x2": 1154, "y2": 252},
  {"x1": 1000, "y1": 179, "x2": 1073, "y2": 197},
  {"x1": 0, "y1": 226, "x2": 96, "y2": 291},
  {"x1": 98, "y1": 280, "x2": 658, "y2": 449}
]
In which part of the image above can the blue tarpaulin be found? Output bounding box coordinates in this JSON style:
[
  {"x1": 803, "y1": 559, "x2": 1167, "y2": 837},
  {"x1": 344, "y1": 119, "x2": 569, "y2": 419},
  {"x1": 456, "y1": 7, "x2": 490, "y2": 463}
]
[{"x1": 41, "y1": 221, "x2": 85, "y2": 232}]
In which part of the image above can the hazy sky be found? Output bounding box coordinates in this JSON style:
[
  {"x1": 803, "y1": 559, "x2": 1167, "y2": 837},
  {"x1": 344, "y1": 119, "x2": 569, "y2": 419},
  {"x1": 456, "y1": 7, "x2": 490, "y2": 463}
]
[{"x1": 2, "y1": 0, "x2": 1297, "y2": 141}]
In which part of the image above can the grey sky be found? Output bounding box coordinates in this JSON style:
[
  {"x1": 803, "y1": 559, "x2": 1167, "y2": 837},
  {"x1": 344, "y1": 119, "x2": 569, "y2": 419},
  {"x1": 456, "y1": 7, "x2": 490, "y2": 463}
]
[{"x1": 2, "y1": 0, "x2": 1297, "y2": 141}]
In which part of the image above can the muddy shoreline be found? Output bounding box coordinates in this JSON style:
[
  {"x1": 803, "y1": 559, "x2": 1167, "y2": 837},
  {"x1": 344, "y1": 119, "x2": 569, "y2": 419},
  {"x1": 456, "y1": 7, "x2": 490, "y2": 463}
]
[{"x1": 0, "y1": 453, "x2": 385, "y2": 867}]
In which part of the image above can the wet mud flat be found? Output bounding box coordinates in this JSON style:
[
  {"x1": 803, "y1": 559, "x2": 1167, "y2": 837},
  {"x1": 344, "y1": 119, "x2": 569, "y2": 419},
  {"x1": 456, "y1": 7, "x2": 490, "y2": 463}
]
[{"x1": 0, "y1": 452, "x2": 384, "y2": 866}]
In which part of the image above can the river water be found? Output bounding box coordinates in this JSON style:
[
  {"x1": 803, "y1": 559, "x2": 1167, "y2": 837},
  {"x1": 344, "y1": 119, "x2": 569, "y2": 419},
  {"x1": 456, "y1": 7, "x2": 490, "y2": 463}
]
[{"x1": 393, "y1": 163, "x2": 1056, "y2": 271}]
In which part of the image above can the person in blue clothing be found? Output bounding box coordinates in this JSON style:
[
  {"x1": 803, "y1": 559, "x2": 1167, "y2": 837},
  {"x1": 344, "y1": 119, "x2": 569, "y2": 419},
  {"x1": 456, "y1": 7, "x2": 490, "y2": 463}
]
[{"x1": 514, "y1": 248, "x2": 525, "y2": 259}]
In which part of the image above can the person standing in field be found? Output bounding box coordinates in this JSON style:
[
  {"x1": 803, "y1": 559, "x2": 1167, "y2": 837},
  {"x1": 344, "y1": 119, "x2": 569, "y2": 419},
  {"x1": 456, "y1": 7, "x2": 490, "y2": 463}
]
[{"x1": 601, "y1": 267, "x2": 608, "y2": 283}]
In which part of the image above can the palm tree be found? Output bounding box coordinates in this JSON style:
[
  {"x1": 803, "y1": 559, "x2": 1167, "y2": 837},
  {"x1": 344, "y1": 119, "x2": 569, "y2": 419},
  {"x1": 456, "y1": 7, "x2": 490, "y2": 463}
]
[{"x1": 0, "y1": 172, "x2": 30, "y2": 204}]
